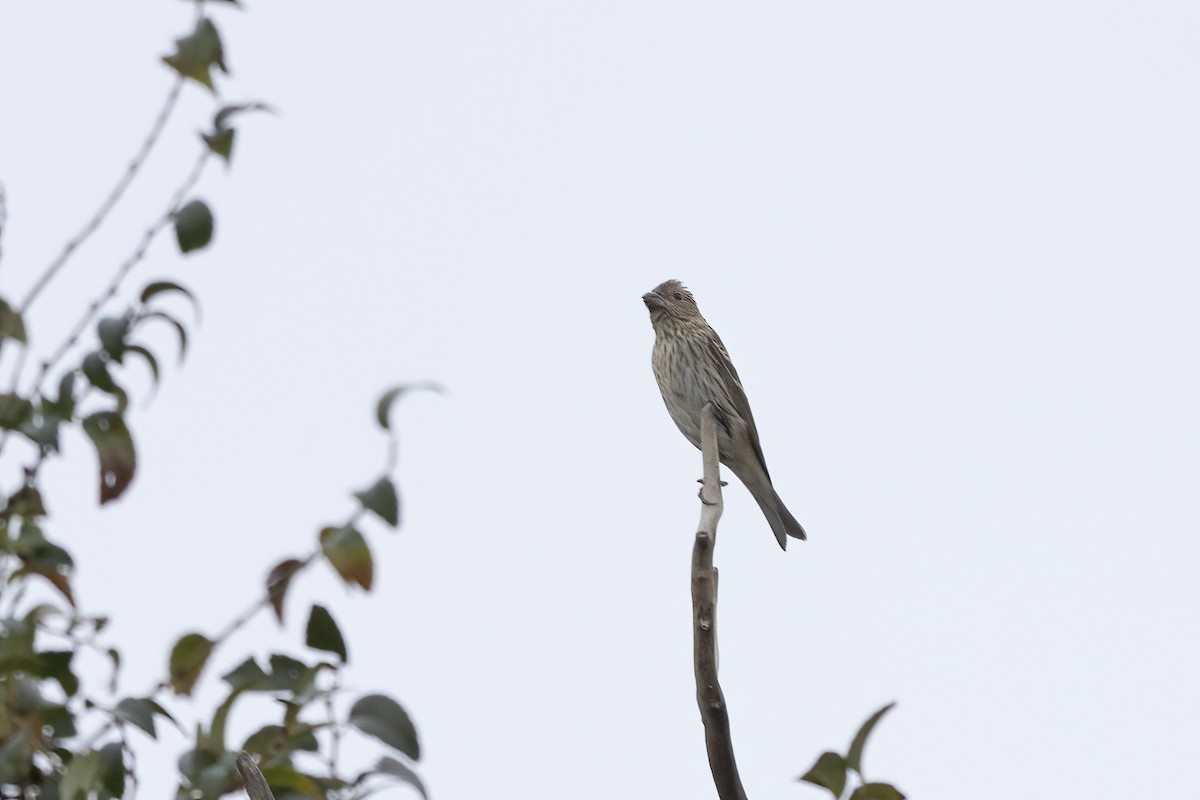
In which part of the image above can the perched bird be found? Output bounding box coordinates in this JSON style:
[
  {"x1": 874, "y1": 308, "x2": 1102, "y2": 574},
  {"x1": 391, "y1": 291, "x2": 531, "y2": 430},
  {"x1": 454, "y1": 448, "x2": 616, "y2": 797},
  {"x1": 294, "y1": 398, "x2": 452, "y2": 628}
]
[{"x1": 643, "y1": 279, "x2": 806, "y2": 550}]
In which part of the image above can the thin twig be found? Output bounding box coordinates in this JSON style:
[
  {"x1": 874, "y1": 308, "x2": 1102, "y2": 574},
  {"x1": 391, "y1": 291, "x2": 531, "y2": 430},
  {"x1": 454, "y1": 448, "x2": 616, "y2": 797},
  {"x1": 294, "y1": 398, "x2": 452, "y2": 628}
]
[
  {"x1": 25, "y1": 148, "x2": 210, "y2": 399},
  {"x1": 5, "y1": 346, "x2": 28, "y2": 399},
  {"x1": 119, "y1": 724, "x2": 140, "y2": 800},
  {"x1": 325, "y1": 671, "x2": 343, "y2": 781},
  {"x1": 0, "y1": 147, "x2": 210, "y2": 462},
  {"x1": 212, "y1": 597, "x2": 272, "y2": 644},
  {"x1": 693, "y1": 403, "x2": 748, "y2": 800},
  {"x1": 17, "y1": 78, "x2": 185, "y2": 315},
  {"x1": 1, "y1": 578, "x2": 29, "y2": 621},
  {"x1": 74, "y1": 549, "x2": 320, "y2": 754}
]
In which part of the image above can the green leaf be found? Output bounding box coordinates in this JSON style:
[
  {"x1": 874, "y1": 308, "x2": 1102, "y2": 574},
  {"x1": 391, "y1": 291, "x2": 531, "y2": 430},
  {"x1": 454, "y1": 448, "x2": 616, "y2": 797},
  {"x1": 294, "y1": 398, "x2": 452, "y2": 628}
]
[
  {"x1": 240, "y1": 725, "x2": 286, "y2": 759},
  {"x1": 142, "y1": 699, "x2": 177, "y2": 733},
  {"x1": 370, "y1": 757, "x2": 427, "y2": 800},
  {"x1": 177, "y1": 744, "x2": 231, "y2": 796},
  {"x1": 850, "y1": 783, "x2": 906, "y2": 800},
  {"x1": 114, "y1": 697, "x2": 159, "y2": 739},
  {"x1": 799, "y1": 751, "x2": 848, "y2": 798},
  {"x1": 20, "y1": 401, "x2": 63, "y2": 451},
  {"x1": 209, "y1": 690, "x2": 242, "y2": 753},
  {"x1": 162, "y1": 18, "x2": 227, "y2": 92},
  {"x1": 140, "y1": 280, "x2": 200, "y2": 316},
  {"x1": 35, "y1": 650, "x2": 78, "y2": 696},
  {"x1": 213, "y1": 101, "x2": 271, "y2": 130},
  {"x1": 168, "y1": 632, "x2": 214, "y2": 695},
  {"x1": 177, "y1": 744, "x2": 217, "y2": 778},
  {"x1": 202, "y1": 128, "x2": 236, "y2": 163},
  {"x1": 354, "y1": 477, "x2": 400, "y2": 528},
  {"x1": 82, "y1": 353, "x2": 128, "y2": 411},
  {"x1": 0, "y1": 731, "x2": 33, "y2": 783},
  {"x1": 5, "y1": 657, "x2": 70, "y2": 705},
  {"x1": 10, "y1": 534, "x2": 67, "y2": 574},
  {"x1": 0, "y1": 393, "x2": 32, "y2": 430},
  {"x1": 305, "y1": 605, "x2": 347, "y2": 662},
  {"x1": 15, "y1": 565, "x2": 75, "y2": 606},
  {"x1": 50, "y1": 371, "x2": 77, "y2": 418},
  {"x1": 60, "y1": 750, "x2": 102, "y2": 800},
  {"x1": 375, "y1": 382, "x2": 443, "y2": 430},
  {"x1": 220, "y1": 653, "x2": 317, "y2": 701},
  {"x1": 41, "y1": 703, "x2": 77, "y2": 740},
  {"x1": 15, "y1": 542, "x2": 74, "y2": 573},
  {"x1": 223, "y1": 658, "x2": 269, "y2": 692},
  {"x1": 6, "y1": 484, "x2": 46, "y2": 518},
  {"x1": 263, "y1": 654, "x2": 314, "y2": 694},
  {"x1": 124, "y1": 344, "x2": 161, "y2": 391},
  {"x1": 82, "y1": 412, "x2": 136, "y2": 504},
  {"x1": 348, "y1": 694, "x2": 420, "y2": 760},
  {"x1": 0, "y1": 616, "x2": 36, "y2": 665},
  {"x1": 105, "y1": 647, "x2": 121, "y2": 693},
  {"x1": 201, "y1": 103, "x2": 271, "y2": 165},
  {"x1": 139, "y1": 311, "x2": 189, "y2": 361},
  {"x1": 243, "y1": 725, "x2": 319, "y2": 760},
  {"x1": 98, "y1": 742, "x2": 125, "y2": 798},
  {"x1": 174, "y1": 199, "x2": 214, "y2": 254},
  {"x1": 193, "y1": 752, "x2": 239, "y2": 800},
  {"x1": 12, "y1": 527, "x2": 77, "y2": 606},
  {"x1": 9, "y1": 676, "x2": 42, "y2": 714},
  {"x1": 22, "y1": 603, "x2": 62, "y2": 626},
  {"x1": 846, "y1": 702, "x2": 896, "y2": 776},
  {"x1": 97, "y1": 316, "x2": 130, "y2": 361},
  {"x1": 0, "y1": 298, "x2": 27, "y2": 344},
  {"x1": 266, "y1": 558, "x2": 304, "y2": 625},
  {"x1": 319, "y1": 526, "x2": 373, "y2": 591}
]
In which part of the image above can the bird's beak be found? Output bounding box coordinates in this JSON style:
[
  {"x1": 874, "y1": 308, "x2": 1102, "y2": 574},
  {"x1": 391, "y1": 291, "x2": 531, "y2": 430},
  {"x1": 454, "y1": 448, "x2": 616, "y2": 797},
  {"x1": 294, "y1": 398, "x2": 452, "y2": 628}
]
[{"x1": 642, "y1": 291, "x2": 665, "y2": 311}]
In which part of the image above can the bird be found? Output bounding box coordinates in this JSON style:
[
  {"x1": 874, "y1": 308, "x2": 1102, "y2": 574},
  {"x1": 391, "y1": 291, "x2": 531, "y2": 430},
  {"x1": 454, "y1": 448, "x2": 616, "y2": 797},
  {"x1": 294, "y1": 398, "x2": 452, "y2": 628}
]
[{"x1": 643, "y1": 279, "x2": 806, "y2": 550}]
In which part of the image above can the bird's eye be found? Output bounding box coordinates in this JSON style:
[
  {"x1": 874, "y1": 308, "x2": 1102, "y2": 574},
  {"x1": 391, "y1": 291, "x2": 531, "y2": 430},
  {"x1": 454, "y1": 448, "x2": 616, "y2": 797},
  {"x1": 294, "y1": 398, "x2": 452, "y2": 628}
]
[{"x1": 673, "y1": 292, "x2": 683, "y2": 301}]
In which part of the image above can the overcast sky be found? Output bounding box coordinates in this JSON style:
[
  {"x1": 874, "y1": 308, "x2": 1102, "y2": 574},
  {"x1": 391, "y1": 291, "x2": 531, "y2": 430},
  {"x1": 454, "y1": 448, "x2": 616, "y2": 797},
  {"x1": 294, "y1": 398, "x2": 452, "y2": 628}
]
[{"x1": 2, "y1": 2, "x2": 1198, "y2": 799}]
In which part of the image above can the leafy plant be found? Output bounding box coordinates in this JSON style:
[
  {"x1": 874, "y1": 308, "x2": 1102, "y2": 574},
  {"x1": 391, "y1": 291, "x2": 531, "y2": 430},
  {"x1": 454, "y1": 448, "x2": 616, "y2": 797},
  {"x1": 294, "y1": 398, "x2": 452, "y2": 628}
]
[
  {"x1": 798, "y1": 703, "x2": 905, "y2": 800},
  {"x1": 0, "y1": 4, "x2": 429, "y2": 800}
]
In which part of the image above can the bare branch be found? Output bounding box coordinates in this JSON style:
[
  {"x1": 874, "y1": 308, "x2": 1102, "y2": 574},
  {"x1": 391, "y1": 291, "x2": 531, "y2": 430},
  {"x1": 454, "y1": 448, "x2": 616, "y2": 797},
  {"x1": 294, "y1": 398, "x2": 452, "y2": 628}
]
[
  {"x1": 0, "y1": 146, "x2": 210, "y2": 461},
  {"x1": 236, "y1": 752, "x2": 276, "y2": 800},
  {"x1": 25, "y1": 148, "x2": 210, "y2": 398},
  {"x1": 17, "y1": 78, "x2": 185, "y2": 315},
  {"x1": 693, "y1": 402, "x2": 748, "y2": 800}
]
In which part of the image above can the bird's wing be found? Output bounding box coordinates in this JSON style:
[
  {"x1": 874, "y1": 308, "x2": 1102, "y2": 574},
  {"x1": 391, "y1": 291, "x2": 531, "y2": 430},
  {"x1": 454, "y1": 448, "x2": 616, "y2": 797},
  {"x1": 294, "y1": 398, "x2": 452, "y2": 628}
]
[{"x1": 705, "y1": 327, "x2": 771, "y2": 480}]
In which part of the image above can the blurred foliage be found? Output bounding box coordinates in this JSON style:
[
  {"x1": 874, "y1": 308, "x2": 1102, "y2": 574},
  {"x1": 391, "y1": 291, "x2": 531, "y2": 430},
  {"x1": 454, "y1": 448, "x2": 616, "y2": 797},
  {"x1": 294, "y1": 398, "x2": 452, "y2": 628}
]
[
  {"x1": 0, "y1": 3, "x2": 428, "y2": 800},
  {"x1": 798, "y1": 703, "x2": 905, "y2": 800}
]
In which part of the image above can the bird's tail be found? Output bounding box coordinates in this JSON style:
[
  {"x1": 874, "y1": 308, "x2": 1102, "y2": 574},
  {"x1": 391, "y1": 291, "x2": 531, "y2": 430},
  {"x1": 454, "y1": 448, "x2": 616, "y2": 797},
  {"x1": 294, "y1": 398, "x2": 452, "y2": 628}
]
[{"x1": 752, "y1": 486, "x2": 808, "y2": 551}]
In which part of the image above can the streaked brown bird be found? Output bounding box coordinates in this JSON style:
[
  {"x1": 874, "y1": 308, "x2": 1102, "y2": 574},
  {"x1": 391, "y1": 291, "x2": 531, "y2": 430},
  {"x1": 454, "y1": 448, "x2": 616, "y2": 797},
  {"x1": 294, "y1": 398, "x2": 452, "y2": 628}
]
[{"x1": 643, "y1": 279, "x2": 807, "y2": 550}]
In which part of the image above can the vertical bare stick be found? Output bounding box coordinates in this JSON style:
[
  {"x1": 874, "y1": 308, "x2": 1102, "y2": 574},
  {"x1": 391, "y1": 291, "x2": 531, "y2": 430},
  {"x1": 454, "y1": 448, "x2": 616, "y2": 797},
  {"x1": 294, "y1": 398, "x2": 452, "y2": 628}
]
[
  {"x1": 236, "y1": 752, "x2": 276, "y2": 800},
  {"x1": 693, "y1": 403, "x2": 748, "y2": 800}
]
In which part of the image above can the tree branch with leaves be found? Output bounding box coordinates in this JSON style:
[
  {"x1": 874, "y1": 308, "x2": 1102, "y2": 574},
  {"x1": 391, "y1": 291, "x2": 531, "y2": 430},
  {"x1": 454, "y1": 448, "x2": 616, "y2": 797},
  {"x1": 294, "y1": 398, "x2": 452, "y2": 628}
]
[{"x1": 0, "y1": 4, "x2": 431, "y2": 800}]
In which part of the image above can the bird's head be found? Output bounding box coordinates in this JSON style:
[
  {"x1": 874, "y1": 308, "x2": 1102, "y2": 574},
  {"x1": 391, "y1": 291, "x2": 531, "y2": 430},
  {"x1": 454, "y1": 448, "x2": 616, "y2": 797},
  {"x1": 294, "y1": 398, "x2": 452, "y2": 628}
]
[{"x1": 643, "y1": 279, "x2": 701, "y2": 327}]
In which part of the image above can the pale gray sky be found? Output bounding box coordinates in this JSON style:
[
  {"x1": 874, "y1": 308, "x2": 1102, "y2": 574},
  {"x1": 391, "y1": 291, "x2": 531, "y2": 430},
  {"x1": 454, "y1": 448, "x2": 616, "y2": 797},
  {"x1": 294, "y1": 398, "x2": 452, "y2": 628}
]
[{"x1": 2, "y1": 2, "x2": 1198, "y2": 799}]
